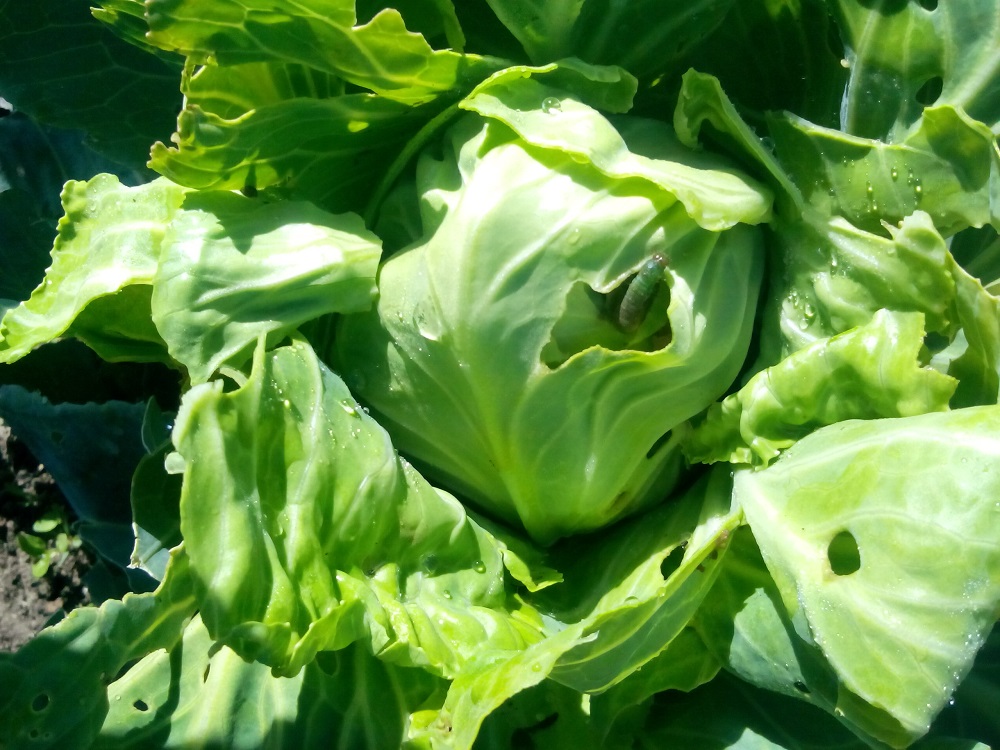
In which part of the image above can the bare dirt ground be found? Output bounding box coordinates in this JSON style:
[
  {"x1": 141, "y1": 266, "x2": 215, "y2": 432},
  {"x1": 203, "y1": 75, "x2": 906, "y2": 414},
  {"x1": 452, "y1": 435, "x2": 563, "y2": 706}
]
[{"x1": 0, "y1": 422, "x2": 92, "y2": 652}]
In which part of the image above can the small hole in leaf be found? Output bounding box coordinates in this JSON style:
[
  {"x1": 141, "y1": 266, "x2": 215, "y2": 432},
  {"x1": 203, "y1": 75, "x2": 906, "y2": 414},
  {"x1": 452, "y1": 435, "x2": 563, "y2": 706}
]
[
  {"x1": 203, "y1": 664, "x2": 211, "y2": 683},
  {"x1": 660, "y1": 544, "x2": 686, "y2": 580},
  {"x1": 915, "y1": 76, "x2": 943, "y2": 106},
  {"x1": 133, "y1": 699, "x2": 149, "y2": 712},
  {"x1": 793, "y1": 680, "x2": 810, "y2": 695},
  {"x1": 31, "y1": 693, "x2": 50, "y2": 712},
  {"x1": 828, "y1": 530, "x2": 861, "y2": 575}
]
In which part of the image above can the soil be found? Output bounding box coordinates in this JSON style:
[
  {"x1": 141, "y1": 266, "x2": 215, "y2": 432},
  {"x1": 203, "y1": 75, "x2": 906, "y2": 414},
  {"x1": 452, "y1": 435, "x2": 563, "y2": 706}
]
[{"x1": 0, "y1": 421, "x2": 92, "y2": 653}]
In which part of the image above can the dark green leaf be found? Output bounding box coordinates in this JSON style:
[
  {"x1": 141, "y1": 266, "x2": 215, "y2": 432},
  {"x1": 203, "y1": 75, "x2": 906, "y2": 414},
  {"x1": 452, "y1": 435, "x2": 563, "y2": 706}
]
[{"x1": 0, "y1": 0, "x2": 181, "y2": 168}]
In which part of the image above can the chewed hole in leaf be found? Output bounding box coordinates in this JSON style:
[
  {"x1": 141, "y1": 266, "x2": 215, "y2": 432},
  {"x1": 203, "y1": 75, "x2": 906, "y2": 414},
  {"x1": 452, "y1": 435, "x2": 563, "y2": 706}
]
[
  {"x1": 31, "y1": 693, "x2": 50, "y2": 712},
  {"x1": 827, "y1": 530, "x2": 861, "y2": 575},
  {"x1": 660, "y1": 544, "x2": 686, "y2": 580},
  {"x1": 133, "y1": 699, "x2": 149, "y2": 712},
  {"x1": 915, "y1": 76, "x2": 943, "y2": 106},
  {"x1": 540, "y1": 282, "x2": 625, "y2": 368},
  {"x1": 793, "y1": 680, "x2": 811, "y2": 695},
  {"x1": 917, "y1": 0, "x2": 938, "y2": 9}
]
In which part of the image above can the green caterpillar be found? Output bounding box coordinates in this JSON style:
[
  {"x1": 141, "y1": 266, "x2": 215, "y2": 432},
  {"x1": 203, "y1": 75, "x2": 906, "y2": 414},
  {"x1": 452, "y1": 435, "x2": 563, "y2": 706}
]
[{"x1": 618, "y1": 253, "x2": 669, "y2": 331}]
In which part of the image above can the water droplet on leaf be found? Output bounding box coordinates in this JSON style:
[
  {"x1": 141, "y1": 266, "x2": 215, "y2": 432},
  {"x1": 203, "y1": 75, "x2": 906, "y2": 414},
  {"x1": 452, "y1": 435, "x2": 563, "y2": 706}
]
[{"x1": 541, "y1": 96, "x2": 561, "y2": 114}]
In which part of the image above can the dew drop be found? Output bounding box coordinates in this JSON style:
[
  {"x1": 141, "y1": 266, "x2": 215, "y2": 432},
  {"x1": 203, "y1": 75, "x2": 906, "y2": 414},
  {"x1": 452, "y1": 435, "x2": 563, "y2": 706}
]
[
  {"x1": 339, "y1": 400, "x2": 359, "y2": 417},
  {"x1": 890, "y1": 167, "x2": 899, "y2": 181},
  {"x1": 472, "y1": 560, "x2": 486, "y2": 574},
  {"x1": 442, "y1": 589, "x2": 452, "y2": 600},
  {"x1": 541, "y1": 96, "x2": 561, "y2": 114}
]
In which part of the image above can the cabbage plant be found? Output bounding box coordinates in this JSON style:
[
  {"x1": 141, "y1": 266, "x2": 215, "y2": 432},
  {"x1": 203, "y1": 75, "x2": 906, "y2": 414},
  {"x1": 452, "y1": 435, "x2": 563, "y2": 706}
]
[{"x1": 0, "y1": 1, "x2": 998, "y2": 749}]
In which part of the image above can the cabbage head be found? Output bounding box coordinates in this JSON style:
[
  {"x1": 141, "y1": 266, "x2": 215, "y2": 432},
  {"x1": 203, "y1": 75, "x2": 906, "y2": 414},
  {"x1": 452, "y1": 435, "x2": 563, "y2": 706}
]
[{"x1": 336, "y1": 79, "x2": 772, "y2": 543}]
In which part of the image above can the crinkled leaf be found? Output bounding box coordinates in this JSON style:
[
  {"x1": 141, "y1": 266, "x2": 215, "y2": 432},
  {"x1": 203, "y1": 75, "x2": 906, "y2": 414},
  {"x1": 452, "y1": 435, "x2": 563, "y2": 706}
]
[
  {"x1": 150, "y1": 80, "x2": 436, "y2": 215},
  {"x1": 143, "y1": 0, "x2": 502, "y2": 105},
  {"x1": 408, "y1": 469, "x2": 740, "y2": 749},
  {"x1": 945, "y1": 259, "x2": 1000, "y2": 407},
  {"x1": 685, "y1": 309, "x2": 957, "y2": 466},
  {"x1": 93, "y1": 616, "x2": 444, "y2": 749},
  {"x1": 172, "y1": 339, "x2": 544, "y2": 676},
  {"x1": 151, "y1": 191, "x2": 380, "y2": 383},
  {"x1": 768, "y1": 105, "x2": 999, "y2": 236},
  {"x1": 771, "y1": 211, "x2": 1000, "y2": 407},
  {"x1": 774, "y1": 211, "x2": 955, "y2": 351},
  {"x1": 831, "y1": 0, "x2": 1000, "y2": 141},
  {"x1": 338, "y1": 86, "x2": 768, "y2": 543},
  {"x1": 0, "y1": 0, "x2": 180, "y2": 168},
  {"x1": 0, "y1": 174, "x2": 187, "y2": 364},
  {"x1": 181, "y1": 61, "x2": 347, "y2": 119},
  {"x1": 734, "y1": 407, "x2": 1000, "y2": 745}
]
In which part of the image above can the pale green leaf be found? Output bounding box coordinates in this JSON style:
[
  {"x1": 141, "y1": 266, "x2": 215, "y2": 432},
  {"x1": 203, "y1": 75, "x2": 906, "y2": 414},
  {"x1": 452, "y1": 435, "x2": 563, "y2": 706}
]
[
  {"x1": 0, "y1": 174, "x2": 187, "y2": 364},
  {"x1": 685, "y1": 309, "x2": 957, "y2": 466},
  {"x1": 337, "y1": 84, "x2": 768, "y2": 543},
  {"x1": 172, "y1": 339, "x2": 543, "y2": 676},
  {"x1": 151, "y1": 191, "x2": 381, "y2": 383},
  {"x1": 831, "y1": 0, "x2": 1000, "y2": 140},
  {"x1": 735, "y1": 407, "x2": 1000, "y2": 745},
  {"x1": 144, "y1": 0, "x2": 503, "y2": 104}
]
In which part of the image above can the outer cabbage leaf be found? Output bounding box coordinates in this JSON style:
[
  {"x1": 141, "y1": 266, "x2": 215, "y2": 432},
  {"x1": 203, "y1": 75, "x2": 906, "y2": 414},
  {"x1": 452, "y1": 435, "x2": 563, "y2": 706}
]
[
  {"x1": 337, "y1": 78, "x2": 770, "y2": 543},
  {"x1": 150, "y1": 86, "x2": 434, "y2": 216},
  {"x1": 0, "y1": 0, "x2": 180, "y2": 168},
  {"x1": 768, "y1": 105, "x2": 999, "y2": 237},
  {"x1": 0, "y1": 550, "x2": 197, "y2": 749},
  {"x1": 482, "y1": 0, "x2": 734, "y2": 81},
  {"x1": 636, "y1": 670, "x2": 875, "y2": 750},
  {"x1": 171, "y1": 339, "x2": 544, "y2": 677},
  {"x1": 734, "y1": 407, "x2": 1000, "y2": 746},
  {"x1": 93, "y1": 617, "x2": 444, "y2": 749},
  {"x1": 678, "y1": 0, "x2": 847, "y2": 130},
  {"x1": 142, "y1": 0, "x2": 502, "y2": 105},
  {"x1": 0, "y1": 385, "x2": 156, "y2": 590},
  {"x1": 151, "y1": 190, "x2": 381, "y2": 383},
  {"x1": 0, "y1": 174, "x2": 187, "y2": 364},
  {"x1": 831, "y1": 0, "x2": 1000, "y2": 141},
  {"x1": 684, "y1": 309, "x2": 957, "y2": 466},
  {"x1": 407, "y1": 468, "x2": 741, "y2": 750}
]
